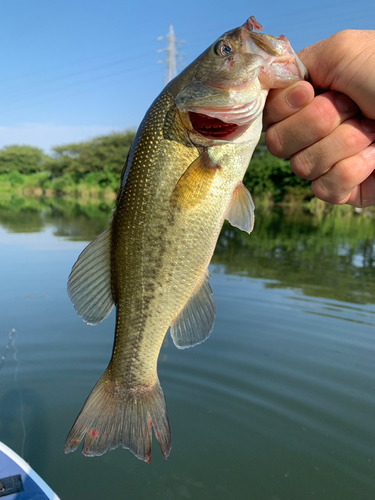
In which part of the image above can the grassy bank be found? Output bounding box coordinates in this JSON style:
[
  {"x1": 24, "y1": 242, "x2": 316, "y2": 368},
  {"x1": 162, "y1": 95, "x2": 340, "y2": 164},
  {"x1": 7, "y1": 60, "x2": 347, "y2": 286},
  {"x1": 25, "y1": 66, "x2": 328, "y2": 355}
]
[
  {"x1": 0, "y1": 170, "x2": 117, "y2": 200},
  {"x1": 1, "y1": 131, "x2": 373, "y2": 214},
  {"x1": 0, "y1": 131, "x2": 316, "y2": 204}
]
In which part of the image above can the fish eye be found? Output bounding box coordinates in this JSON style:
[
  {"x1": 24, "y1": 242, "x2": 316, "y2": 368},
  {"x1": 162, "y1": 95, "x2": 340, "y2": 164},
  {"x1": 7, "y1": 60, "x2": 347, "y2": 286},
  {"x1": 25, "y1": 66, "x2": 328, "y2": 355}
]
[{"x1": 215, "y1": 40, "x2": 233, "y2": 57}]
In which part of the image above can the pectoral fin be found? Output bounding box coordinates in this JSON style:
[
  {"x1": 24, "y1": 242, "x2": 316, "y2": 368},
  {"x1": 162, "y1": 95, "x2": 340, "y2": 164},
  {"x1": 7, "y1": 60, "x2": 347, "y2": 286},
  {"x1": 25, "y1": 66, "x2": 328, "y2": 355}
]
[
  {"x1": 170, "y1": 272, "x2": 215, "y2": 349},
  {"x1": 226, "y1": 182, "x2": 255, "y2": 234},
  {"x1": 67, "y1": 224, "x2": 114, "y2": 325},
  {"x1": 171, "y1": 152, "x2": 218, "y2": 210}
]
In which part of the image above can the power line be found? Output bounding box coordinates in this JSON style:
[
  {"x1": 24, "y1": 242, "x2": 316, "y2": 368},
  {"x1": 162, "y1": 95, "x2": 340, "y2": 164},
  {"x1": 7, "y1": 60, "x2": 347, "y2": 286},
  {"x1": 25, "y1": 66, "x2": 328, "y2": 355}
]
[
  {"x1": 0, "y1": 40, "x2": 158, "y2": 89},
  {"x1": 0, "y1": 65, "x2": 155, "y2": 114},
  {"x1": 1, "y1": 51, "x2": 154, "y2": 101},
  {"x1": 0, "y1": 65, "x2": 162, "y2": 116}
]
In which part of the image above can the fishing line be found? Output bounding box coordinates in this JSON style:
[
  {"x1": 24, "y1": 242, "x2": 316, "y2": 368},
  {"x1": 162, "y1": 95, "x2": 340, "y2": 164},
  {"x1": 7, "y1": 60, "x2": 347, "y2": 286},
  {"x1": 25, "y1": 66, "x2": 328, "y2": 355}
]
[
  {"x1": 0, "y1": 329, "x2": 27, "y2": 459},
  {"x1": 0, "y1": 328, "x2": 15, "y2": 371}
]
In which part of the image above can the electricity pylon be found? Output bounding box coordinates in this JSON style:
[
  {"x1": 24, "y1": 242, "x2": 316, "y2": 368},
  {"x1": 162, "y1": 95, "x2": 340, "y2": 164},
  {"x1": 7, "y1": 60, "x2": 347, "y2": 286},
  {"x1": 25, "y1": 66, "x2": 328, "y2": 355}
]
[{"x1": 157, "y1": 25, "x2": 185, "y2": 86}]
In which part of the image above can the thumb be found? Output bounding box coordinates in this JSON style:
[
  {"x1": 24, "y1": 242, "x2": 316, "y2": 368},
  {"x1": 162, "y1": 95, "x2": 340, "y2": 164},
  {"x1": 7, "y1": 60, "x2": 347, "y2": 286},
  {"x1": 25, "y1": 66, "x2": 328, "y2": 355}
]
[{"x1": 263, "y1": 81, "x2": 314, "y2": 130}]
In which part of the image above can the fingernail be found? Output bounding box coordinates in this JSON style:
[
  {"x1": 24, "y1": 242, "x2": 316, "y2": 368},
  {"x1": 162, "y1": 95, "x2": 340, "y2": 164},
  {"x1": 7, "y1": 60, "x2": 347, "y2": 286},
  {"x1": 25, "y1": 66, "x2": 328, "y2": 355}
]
[
  {"x1": 334, "y1": 92, "x2": 358, "y2": 114},
  {"x1": 286, "y1": 85, "x2": 310, "y2": 108}
]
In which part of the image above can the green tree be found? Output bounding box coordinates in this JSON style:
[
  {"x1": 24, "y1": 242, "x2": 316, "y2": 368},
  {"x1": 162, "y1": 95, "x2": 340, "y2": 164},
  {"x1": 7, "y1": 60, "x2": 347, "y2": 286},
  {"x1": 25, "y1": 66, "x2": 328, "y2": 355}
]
[
  {"x1": 46, "y1": 130, "x2": 135, "y2": 178},
  {"x1": 0, "y1": 145, "x2": 45, "y2": 174},
  {"x1": 244, "y1": 134, "x2": 311, "y2": 202}
]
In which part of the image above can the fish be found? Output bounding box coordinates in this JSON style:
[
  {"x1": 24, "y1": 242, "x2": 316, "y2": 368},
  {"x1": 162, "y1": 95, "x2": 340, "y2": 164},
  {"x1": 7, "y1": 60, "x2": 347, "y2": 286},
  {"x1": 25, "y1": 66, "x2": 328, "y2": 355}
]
[{"x1": 64, "y1": 16, "x2": 307, "y2": 462}]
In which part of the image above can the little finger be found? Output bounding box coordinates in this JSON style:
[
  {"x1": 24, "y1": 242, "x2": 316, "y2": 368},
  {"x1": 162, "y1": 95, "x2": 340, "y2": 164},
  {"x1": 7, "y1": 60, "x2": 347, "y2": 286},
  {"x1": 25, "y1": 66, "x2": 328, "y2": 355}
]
[{"x1": 311, "y1": 144, "x2": 375, "y2": 205}]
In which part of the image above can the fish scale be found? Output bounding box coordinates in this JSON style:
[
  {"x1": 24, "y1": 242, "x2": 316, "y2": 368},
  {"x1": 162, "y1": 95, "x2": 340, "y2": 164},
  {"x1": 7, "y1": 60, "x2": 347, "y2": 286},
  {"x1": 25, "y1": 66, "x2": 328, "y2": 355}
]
[{"x1": 64, "y1": 15, "x2": 307, "y2": 462}]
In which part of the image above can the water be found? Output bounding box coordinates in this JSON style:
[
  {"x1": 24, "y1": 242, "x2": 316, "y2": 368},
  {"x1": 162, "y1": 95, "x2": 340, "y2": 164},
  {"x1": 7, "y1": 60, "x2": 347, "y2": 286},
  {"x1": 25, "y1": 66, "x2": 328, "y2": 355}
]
[{"x1": 1, "y1": 197, "x2": 375, "y2": 499}]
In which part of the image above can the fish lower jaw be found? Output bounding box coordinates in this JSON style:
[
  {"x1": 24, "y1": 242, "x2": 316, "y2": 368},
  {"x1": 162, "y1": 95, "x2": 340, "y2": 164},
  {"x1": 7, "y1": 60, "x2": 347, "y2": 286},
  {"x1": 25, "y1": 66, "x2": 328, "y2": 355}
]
[
  {"x1": 187, "y1": 111, "x2": 254, "y2": 143},
  {"x1": 185, "y1": 91, "x2": 265, "y2": 143}
]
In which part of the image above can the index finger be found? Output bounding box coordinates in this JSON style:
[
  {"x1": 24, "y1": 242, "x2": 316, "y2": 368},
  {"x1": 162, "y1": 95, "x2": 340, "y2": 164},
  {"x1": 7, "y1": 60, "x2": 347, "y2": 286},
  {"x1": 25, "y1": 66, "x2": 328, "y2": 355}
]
[{"x1": 263, "y1": 81, "x2": 314, "y2": 131}]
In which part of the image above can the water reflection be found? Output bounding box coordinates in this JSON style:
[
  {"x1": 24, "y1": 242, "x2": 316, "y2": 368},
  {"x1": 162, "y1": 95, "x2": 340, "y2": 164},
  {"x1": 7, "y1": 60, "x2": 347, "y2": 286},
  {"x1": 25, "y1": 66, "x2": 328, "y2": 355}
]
[
  {"x1": 0, "y1": 195, "x2": 112, "y2": 239},
  {"x1": 1, "y1": 195, "x2": 373, "y2": 304},
  {"x1": 214, "y1": 206, "x2": 375, "y2": 305},
  {"x1": 1, "y1": 195, "x2": 375, "y2": 499}
]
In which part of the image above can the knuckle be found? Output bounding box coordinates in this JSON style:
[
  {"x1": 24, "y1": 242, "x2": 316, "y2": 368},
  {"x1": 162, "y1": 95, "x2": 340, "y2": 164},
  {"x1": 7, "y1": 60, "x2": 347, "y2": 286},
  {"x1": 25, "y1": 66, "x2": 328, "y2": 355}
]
[
  {"x1": 331, "y1": 29, "x2": 353, "y2": 46},
  {"x1": 312, "y1": 154, "x2": 367, "y2": 205},
  {"x1": 335, "y1": 168, "x2": 353, "y2": 188},
  {"x1": 265, "y1": 126, "x2": 286, "y2": 157},
  {"x1": 329, "y1": 30, "x2": 357, "y2": 55},
  {"x1": 341, "y1": 129, "x2": 363, "y2": 152},
  {"x1": 311, "y1": 179, "x2": 346, "y2": 205},
  {"x1": 336, "y1": 156, "x2": 365, "y2": 185},
  {"x1": 309, "y1": 98, "x2": 339, "y2": 138},
  {"x1": 290, "y1": 152, "x2": 315, "y2": 180}
]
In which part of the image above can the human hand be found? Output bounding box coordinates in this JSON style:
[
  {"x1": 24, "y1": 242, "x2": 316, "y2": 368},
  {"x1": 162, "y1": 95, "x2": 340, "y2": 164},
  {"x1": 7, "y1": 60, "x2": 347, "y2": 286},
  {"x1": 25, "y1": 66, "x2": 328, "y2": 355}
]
[{"x1": 263, "y1": 30, "x2": 375, "y2": 207}]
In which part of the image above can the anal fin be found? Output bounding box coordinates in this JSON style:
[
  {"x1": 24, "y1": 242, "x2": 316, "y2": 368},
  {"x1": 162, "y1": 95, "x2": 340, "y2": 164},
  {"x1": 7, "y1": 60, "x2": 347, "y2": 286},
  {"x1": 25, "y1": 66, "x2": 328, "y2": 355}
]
[
  {"x1": 67, "y1": 224, "x2": 114, "y2": 325},
  {"x1": 225, "y1": 182, "x2": 255, "y2": 234},
  {"x1": 170, "y1": 272, "x2": 215, "y2": 349}
]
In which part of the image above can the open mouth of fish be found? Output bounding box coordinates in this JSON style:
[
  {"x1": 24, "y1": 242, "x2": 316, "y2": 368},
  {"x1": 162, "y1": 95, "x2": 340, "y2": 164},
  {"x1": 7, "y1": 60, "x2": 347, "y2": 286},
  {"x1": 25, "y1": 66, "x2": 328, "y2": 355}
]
[
  {"x1": 188, "y1": 112, "x2": 239, "y2": 140},
  {"x1": 187, "y1": 96, "x2": 264, "y2": 140}
]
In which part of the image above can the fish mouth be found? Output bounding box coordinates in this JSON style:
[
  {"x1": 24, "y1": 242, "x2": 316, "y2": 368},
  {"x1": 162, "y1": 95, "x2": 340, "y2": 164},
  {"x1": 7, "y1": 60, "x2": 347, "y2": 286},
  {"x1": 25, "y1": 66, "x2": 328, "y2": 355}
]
[
  {"x1": 242, "y1": 32, "x2": 309, "y2": 84},
  {"x1": 188, "y1": 112, "x2": 239, "y2": 140}
]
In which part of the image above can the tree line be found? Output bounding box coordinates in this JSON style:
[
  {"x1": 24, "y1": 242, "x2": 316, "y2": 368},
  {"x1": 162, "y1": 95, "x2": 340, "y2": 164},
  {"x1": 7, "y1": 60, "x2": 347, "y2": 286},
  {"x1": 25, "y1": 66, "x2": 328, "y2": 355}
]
[{"x1": 0, "y1": 130, "x2": 311, "y2": 202}]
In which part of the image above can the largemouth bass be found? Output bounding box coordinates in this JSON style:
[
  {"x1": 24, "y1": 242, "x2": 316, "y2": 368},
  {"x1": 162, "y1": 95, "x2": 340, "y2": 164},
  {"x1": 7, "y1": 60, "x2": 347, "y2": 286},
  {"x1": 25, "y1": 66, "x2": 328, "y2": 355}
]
[{"x1": 64, "y1": 16, "x2": 307, "y2": 462}]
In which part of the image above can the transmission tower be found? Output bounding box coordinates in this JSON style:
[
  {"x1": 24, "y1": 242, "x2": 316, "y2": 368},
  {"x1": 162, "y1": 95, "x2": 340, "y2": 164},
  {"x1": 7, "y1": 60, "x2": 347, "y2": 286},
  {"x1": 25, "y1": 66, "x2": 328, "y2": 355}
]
[{"x1": 157, "y1": 25, "x2": 185, "y2": 86}]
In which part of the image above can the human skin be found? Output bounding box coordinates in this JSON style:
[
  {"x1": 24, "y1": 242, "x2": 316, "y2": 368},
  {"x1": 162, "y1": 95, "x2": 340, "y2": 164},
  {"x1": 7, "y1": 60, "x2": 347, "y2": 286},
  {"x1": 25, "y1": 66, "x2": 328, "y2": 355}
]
[{"x1": 263, "y1": 30, "x2": 375, "y2": 207}]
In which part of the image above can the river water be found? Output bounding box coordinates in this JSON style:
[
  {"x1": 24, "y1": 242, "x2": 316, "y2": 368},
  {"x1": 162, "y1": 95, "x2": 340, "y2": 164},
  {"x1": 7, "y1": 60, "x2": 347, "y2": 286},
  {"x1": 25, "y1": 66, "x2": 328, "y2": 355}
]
[{"x1": 0, "y1": 197, "x2": 375, "y2": 499}]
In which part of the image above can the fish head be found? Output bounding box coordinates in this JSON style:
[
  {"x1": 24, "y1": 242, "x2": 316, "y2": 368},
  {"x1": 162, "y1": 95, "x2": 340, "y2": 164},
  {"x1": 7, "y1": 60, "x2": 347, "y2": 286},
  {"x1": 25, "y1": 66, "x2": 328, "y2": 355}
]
[{"x1": 175, "y1": 16, "x2": 308, "y2": 144}]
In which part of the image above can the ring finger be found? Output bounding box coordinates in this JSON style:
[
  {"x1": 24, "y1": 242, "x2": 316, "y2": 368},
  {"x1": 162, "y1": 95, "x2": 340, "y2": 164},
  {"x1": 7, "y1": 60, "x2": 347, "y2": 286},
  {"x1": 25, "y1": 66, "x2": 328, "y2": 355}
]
[
  {"x1": 312, "y1": 144, "x2": 375, "y2": 206},
  {"x1": 290, "y1": 117, "x2": 375, "y2": 180}
]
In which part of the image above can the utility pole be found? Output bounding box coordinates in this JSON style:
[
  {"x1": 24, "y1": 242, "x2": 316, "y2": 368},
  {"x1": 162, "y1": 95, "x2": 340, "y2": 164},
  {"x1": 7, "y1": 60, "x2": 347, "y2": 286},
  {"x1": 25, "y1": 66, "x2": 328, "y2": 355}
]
[{"x1": 157, "y1": 25, "x2": 185, "y2": 86}]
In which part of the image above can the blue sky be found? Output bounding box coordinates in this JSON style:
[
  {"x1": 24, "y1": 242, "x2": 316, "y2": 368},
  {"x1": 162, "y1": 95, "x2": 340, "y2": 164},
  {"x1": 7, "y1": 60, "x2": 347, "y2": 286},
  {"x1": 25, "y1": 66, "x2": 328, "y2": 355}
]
[{"x1": 1, "y1": 0, "x2": 374, "y2": 152}]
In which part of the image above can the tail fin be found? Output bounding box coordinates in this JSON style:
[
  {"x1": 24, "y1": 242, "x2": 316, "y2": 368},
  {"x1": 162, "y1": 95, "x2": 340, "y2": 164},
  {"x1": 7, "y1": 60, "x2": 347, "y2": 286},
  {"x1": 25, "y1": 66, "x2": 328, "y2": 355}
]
[{"x1": 64, "y1": 371, "x2": 171, "y2": 462}]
